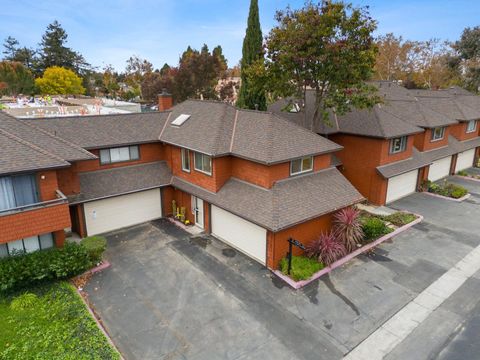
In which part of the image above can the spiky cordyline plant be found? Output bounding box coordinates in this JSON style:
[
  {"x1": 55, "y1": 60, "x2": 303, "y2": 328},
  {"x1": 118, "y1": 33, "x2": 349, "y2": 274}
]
[
  {"x1": 305, "y1": 231, "x2": 346, "y2": 266},
  {"x1": 334, "y1": 207, "x2": 364, "y2": 253}
]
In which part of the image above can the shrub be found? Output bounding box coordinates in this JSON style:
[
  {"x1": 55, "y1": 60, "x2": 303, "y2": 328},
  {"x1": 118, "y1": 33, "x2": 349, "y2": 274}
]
[
  {"x1": 0, "y1": 242, "x2": 91, "y2": 293},
  {"x1": 428, "y1": 181, "x2": 468, "y2": 199},
  {"x1": 333, "y1": 207, "x2": 364, "y2": 252},
  {"x1": 382, "y1": 212, "x2": 417, "y2": 226},
  {"x1": 280, "y1": 256, "x2": 323, "y2": 281},
  {"x1": 362, "y1": 217, "x2": 393, "y2": 242},
  {"x1": 457, "y1": 170, "x2": 468, "y2": 176},
  {"x1": 451, "y1": 186, "x2": 468, "y2": 199},
  {"x1": 80, "y1": 236, "x2": 107, "y2": 264},
  {"x1": 10, "y1": 293, "x2": 38, "y2": 311},
  {"x1": 306, "y1": 231, "x2": 347, "y2": 266}
]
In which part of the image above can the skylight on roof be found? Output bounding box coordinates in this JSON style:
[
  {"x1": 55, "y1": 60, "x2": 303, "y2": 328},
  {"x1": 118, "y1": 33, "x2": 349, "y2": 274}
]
[{"x1": 171, "y1": 114, "x2": 191, "y2": 126}]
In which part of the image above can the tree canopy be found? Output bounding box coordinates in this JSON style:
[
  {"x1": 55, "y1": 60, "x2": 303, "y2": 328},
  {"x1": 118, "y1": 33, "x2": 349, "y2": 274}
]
[
  {"x1": 35, "y1": 66, "x2": 85, "y2": 95},
  {"x1": 237, "y1": 0, "x2": 266, "y2": 110},
  {"x1": 454, "y1": 26, "x2": 480, "y2": 92},
  {"x1": 0, "y1": 61, "x2": 36, "y2": 96},
  {"x1": 37, "y1": 21, "x2": 90, "y2": 75},
  {"x1": 248, "y1": 1, "x2": 380, "y2": 130}
]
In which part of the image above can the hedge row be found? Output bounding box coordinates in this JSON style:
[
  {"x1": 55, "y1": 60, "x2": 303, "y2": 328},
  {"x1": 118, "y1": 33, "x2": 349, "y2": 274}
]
[{"x1": 0, "y1": 242, "x2": 91, "y2": 293}]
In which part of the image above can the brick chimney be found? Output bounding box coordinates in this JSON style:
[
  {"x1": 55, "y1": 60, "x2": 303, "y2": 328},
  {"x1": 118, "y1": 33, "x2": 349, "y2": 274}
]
[{"x1": 158, "y1": 88, "x2": 173, "y2": 111}]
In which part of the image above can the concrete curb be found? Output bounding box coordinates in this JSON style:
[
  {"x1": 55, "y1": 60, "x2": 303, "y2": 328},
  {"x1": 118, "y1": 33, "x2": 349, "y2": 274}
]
[
  {"x1": 89, "y1": 260, "x2": 111, "y2": 275},
  {"x1": 273, "y1": 214, "x2": 424, "y2": 290},
  {"x1": 455, "y1": 175, "x2": 480, "y2": 183},
  {"x1": 423, "y1": 191, "x2": 471, "y2": 202},
  {"x1": 74, "y1": 286, "x2": 124, "y2": 360}
]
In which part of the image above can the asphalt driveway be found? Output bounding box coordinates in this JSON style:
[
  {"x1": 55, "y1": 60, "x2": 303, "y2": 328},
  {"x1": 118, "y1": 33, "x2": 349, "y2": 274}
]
[{"x1": 84, "y1": 173, "x2": 480, "y2": 360}]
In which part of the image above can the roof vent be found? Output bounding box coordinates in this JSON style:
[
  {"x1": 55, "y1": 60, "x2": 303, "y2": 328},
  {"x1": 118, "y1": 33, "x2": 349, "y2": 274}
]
[{"x1": 171, "y1": 114, "x2": 191, "y2": 126}]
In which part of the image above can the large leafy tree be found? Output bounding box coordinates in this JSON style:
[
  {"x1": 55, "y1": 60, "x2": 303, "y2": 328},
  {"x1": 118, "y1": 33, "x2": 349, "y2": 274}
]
[
  {"x1": 248, "y1": 1, "x2": 380, "y2": 130},
  {"x1": 174, "y1": 44, "x2": 227, "y2": 101},
  {"x1": 37, "y1": 21, "x2": 89, "y2": 75},
  {"x1": 237, "y1": 0, "x2": 266, "y2": 110},
  {"x1": 35, "y1": 66, "x2": 85, "y2": 95},
  {"x1": 0, "y1": 61, "x2": 36, "y2": 96},
  {"x1": 454, "y1": 26, "x2": 480, "y2": 92}
]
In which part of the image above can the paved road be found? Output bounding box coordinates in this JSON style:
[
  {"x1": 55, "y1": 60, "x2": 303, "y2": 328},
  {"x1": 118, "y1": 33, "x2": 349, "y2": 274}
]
[{"x1": 84, "y1": 174, "x2": 480, "y2": 360}]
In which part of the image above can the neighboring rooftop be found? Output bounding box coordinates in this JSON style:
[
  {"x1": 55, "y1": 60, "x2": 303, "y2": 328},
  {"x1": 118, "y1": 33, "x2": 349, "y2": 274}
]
[
  {"x1": 23, "y1": 112, "x2": 170, "y2": 149},
  {"x1": 0, "y1": 111, "x2": 96, "y2": 175}
]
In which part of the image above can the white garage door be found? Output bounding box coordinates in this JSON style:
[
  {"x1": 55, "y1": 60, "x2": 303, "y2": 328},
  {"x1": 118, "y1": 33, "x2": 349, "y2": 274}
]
[
  {"x1": 386, "y1": 169, "x2": 419, "y2": 204},
  {"x1": 428, "y1": 156, "x2": 452, "y2": 181},
  {"x1": 455, "y1": 149, "x2": 476, "y2": 172},
  {"x1": 84, "y1": 189, "x2": 162, "y2": 236},
  {"x1": 211, "y1": 205, "x2": 267, "y2": 265}
]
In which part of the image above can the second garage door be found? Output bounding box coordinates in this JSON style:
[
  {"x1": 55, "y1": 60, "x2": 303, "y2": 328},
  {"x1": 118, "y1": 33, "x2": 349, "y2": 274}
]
[
  {"x1": 211, "y1": 205, "x2": 267, "y2": 265},
  {"x1": 386, "y1": 169, "x2": 419, "y2": 204},
  {"x1": 84, "y1": 189, "x2": 162, "y2": 236},
  {"x1": 428, "y1": 156, "x2": 452, "y2": 181},
  {"x1": 455, "y1": 149, "x2": 476, "y2": 172}
]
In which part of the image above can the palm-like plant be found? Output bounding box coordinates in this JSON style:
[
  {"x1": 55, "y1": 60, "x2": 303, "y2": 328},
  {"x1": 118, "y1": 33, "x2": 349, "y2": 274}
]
[
  {"x1": 334, "y1": 207, "x2": 364, "y2": 253},
  {"x1": 305, "y1": 231, "x2": 346, "y2": 266}
]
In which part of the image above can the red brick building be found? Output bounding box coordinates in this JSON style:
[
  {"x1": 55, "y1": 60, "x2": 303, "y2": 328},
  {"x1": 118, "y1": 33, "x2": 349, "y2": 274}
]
[
  {"x1": 0, "y1": 98, "x2": 362, "y2": 269},
  {"x1": 270, "y1": 82, "x2": 480, "y2": 205}
]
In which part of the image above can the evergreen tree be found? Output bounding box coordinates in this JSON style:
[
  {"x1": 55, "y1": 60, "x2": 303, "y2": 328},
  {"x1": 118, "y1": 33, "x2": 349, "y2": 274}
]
[
  {"x1": 237, "y1": 0, "x2": 266, "y2": 111},
  {"x1": 37, "y1": 21, "x2": 89, "y2": 75}
]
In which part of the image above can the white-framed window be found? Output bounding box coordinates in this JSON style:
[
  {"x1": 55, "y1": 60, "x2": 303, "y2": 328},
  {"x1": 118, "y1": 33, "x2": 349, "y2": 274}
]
[
  {"x1": 194, "y1": 152, "x2": 212, "y2": 175},
  {"x1": 390, "y1": 136, "x2": 408, "y2": 154},
  {"x1": 99, "y1": 145, "x2": 140, "y2": 165},
  {"x1": 431, "y1": 127, "x2": 446, "y2": 141},
  {"x1": 290, "y1": 156, "x2": 314, "y2": 176},
  {"x1": 0, "y1": 233, "x2": 54, "y2": 258},
  {"x1": 466, "y1": 120, "x2": 477, "y2": 133},
  {"x1": 181, "y1": 148, "x2": 190, "y2": 172}
]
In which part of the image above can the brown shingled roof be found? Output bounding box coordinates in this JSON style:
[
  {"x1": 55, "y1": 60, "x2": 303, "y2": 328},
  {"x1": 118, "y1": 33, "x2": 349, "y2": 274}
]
[
  {"x1": 161, "y1": 100, "x2": 341, "y2": 163},
  {"x1": 23, "y1": 111, "x2": 170, "y2": 149},
  {"x1": 68, "y1": 161, "x2": 172, "y2": 204},
  {"x1": 172, "y1": 167, "x2": 363, "y2": 231}
]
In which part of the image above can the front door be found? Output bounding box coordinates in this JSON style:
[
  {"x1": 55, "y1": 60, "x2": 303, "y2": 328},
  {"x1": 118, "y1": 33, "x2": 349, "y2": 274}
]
[{"x1": 192, "y1": 196, "x2": 204, "y2": 228}]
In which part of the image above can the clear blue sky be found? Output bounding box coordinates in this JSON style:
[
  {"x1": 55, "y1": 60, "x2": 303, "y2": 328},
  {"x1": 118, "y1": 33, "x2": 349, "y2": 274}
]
[{"x1": 1, "y1": 0, "x2": 479, "y2": 72}]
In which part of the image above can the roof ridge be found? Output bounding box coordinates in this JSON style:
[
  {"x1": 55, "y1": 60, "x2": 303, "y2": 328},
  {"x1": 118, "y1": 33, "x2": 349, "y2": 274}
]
[
  {"x1": 0, "y1": 127, "x2": 69, "y2": 165},
  {"x1": 20, "y1": 119, "x2": 96, "y2": 159},
  {"x1": 32, "y1": 109, "x2": 172, "y2": 121},
  {"x1": 81, "y1": 160, "x2": 167, "y2": 176},
  {"x1": 229, "y1": 110, "x2": 239, "y2": 152},
  {"x1": 212, "y1": 101, "x2": 231, "y2": 155},
  {"x1": 159, "y1": 112, "x2": 172, "y2": 140}
]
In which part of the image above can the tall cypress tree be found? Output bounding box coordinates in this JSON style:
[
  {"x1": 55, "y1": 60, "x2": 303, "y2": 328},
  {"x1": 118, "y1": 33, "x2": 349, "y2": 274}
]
[{"x1": 237, "y1": 0, "x2": 266, "y2": 110}]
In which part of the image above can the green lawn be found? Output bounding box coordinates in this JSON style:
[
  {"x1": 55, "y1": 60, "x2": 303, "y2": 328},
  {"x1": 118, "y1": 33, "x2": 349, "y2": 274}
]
[{"x1": 0, "y1": 281, "x2": 119, "y2": 360}]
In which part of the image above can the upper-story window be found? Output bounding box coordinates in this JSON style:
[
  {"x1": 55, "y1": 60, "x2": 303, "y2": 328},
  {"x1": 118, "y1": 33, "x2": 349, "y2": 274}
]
[
  {"x1": 390, "y1": 136, "x2": 408, "y2": 154},
  {"x1": 194, "y1": 152, "x2": 212, "y2": 175},
  {"x1": 431, "y1": 127, "x2": 446, "y2": 141},
  {"x1": 0, "y1": 174, "x2": 39, "y2": 211},
  {"x1": 181, "y1": 148, "x2": 191, "y2": 172},
  {"x1": 290, "y1": 156, "x2": 313, "y2": 176},
  {"x1": 99, "y1": 145, "x2": 140, "y2": 165},
  {"x1": 466, "y1": 120, "x2": 477, "y2": 133}
]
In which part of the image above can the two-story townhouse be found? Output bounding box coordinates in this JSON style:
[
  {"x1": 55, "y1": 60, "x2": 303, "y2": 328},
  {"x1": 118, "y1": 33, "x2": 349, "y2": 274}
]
[
  {"x1": 19, "y1": 99, "x2": 363, "y2": 269},
  {"x1": 270, "y1": 81, "x2": 480, "y2": 205},
  {"x1": 0, "y1": 113, "x2": 96, "y2": 257}
]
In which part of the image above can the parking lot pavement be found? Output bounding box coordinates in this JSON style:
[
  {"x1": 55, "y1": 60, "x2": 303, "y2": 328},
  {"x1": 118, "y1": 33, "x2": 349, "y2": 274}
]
[{"x1": 84, "y1": 173, "x2": 480, "y2": 360}]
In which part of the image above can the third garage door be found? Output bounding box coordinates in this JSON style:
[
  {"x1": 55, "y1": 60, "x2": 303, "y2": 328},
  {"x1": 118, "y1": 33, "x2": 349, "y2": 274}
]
[
  {"x1": 386, "y1": 169, "x2": 419, "y2": 203},
  {"x1": 211, "y1": 205, "x2": 267, "y2": 265},
  {"x1": 428, "y1": 156, "x2": 452, "y2": 182},
  {"x1": 455, "y1": 149, "x2": 476, "y2": 172}
]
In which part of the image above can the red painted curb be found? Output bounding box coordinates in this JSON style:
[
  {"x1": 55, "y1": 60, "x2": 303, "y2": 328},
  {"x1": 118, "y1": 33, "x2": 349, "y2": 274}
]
[
  {"x1": 455, "y1": 175, "x2": 480, "y2": 183},
  {"x1": 273, "y1": 214, "x2": 424, "y2": 290}
]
